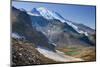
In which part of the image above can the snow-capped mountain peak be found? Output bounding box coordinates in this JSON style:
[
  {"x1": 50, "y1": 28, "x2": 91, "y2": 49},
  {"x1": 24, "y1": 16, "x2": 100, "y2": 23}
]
[
  {"x1": 27, "y1": 8, "x2": 40, "y2": 16},
  {"x1": 37, "y1": 7, "x2": 55, "y2": 19},
  {"x1": 28, "y1": 7, "x2": 66, "y2": 22},
  {"x1": 31, "y1": 8, "x2": 40, "y2": 15},
  {"x1": 28, "y1": 7, "x2": 89, "y2": 36}
]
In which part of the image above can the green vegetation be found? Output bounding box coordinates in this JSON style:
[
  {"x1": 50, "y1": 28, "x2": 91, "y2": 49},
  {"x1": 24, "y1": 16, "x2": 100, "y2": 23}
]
[
  {"x1": 67, "y1": 47, "x2": 78, "y2": 51},
  {"x1": 65, "y1": 51, "x2": 79, "y2": 56},
  {"x1": 64, "y1": 47, "x2": 79, "y2": 56},
  {"x1": 57, "y1": 46, "x2": 96, "y2": 61}
]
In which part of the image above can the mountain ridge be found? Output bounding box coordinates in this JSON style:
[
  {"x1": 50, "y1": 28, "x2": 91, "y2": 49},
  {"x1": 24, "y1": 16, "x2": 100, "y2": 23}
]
[
  {"x1": 28, "y1": 7, "x2": 95, "y2": 36},
  {"x1": 27, "y1": 7, "x2": 95, "y2": 47}
]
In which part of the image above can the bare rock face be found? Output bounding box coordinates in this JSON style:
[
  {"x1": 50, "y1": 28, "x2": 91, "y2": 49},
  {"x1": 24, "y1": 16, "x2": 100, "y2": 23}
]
[{"x1": 12, "y1": 39, "x2": 57, "y2": 66}]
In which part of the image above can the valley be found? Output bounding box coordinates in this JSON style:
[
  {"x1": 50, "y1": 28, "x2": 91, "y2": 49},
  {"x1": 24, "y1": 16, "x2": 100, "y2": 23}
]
[{"x1": 11, "y1": 5, "x2": 96, "y2": 66}]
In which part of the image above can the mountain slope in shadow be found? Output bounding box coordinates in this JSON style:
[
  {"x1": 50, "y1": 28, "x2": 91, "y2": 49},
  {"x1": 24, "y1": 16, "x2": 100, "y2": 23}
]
[
  {"x1": 12, "y1": 7, "x2": 55, "y2": 51},
  {"x1": 12, "y1": 7, "x2": 57, "y2": 66}
]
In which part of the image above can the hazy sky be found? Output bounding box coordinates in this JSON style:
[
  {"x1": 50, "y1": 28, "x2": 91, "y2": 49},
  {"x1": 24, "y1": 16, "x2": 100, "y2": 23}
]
[{"x1": 12, "y1": 1, "x2": 96, "y2": 29}]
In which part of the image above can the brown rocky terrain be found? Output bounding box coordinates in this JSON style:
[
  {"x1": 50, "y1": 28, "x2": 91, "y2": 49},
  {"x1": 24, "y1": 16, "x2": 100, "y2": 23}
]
[
  {"x1": 74, "y1": 47, "x2": 96, "y2": 61},
  {"x1": 57, "y1": 46, "x2": 96, "y2": 61},
  {"x1": 12, "y1": 38, "x2": 57, "y2": 66}
]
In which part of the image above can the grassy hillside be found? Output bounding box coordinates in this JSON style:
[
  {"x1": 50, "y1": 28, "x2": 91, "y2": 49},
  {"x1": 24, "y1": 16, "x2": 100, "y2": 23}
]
[{"x1": 57, "y1": 46, "x2": 96, "y2": 61}]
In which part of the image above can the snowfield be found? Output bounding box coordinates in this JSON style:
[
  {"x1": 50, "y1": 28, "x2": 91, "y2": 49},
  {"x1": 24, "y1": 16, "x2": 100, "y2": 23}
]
[{"x1": 36, "y1": 46, "x2": 84, "y2": 62}]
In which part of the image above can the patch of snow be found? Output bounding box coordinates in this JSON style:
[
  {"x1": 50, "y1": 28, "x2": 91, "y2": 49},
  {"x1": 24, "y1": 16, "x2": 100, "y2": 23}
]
[
  {"x1": 36, "y1": 46, "x2": 83, "y2": 62},
  {"x1": 27, "y1": 12, "x2": 40, "y2": 16},
  {"x1": 66, "y1": 21, "x2": 88, "y2": 36},
  {"x1": 37, "y1": 7, "x2": 54, "y2": 19},
  {"x1": 66, "y1": 21, "x2": 78, "y2": 30},
  {"x1": 52, "y1": 43, "x2": 57, "y2": 46},
  {"x1": 11, "y1": 33, "x2": 25, "y2": 39},
  {"x1": 12, "y1": 33, "x2": 21, "y2": 39},
  {"x1": 84, "y1": 32, "x2": 88, "y2": 36},
  {"x1": 37, "y1": 7, "x2": 66, "y2": 22}
]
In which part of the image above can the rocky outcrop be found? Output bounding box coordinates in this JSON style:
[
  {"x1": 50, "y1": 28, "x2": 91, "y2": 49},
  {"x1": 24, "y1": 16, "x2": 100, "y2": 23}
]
[{"x1": 12, "y1": 39, "x2": 57, "y2": 66}]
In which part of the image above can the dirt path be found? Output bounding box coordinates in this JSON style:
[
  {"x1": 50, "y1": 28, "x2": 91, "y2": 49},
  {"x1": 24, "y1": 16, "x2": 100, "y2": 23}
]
[{"x1": 36, "y1": 47, "x2": 84, "y2": 62}]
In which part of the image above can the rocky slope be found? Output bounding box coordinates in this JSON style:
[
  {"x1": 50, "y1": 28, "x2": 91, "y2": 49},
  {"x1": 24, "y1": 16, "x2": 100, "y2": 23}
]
[
  {"x1": 11, "y1": 6, "x2": 57, "y2": 66},
  {"x1": 12, "y1": 7, "x2": 55, "y2": 51},
  {"x1": 57, "y1": 46, "x2": 96, "y2": 61},
  {"x1": 12, "y1": 38, "x2": 57, "y2": 66}
]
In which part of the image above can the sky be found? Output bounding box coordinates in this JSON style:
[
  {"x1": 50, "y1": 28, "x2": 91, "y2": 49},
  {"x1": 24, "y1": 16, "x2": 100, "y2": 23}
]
[{"x1": 12, "y1": 1, "x2": 96, "y2": 29}]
